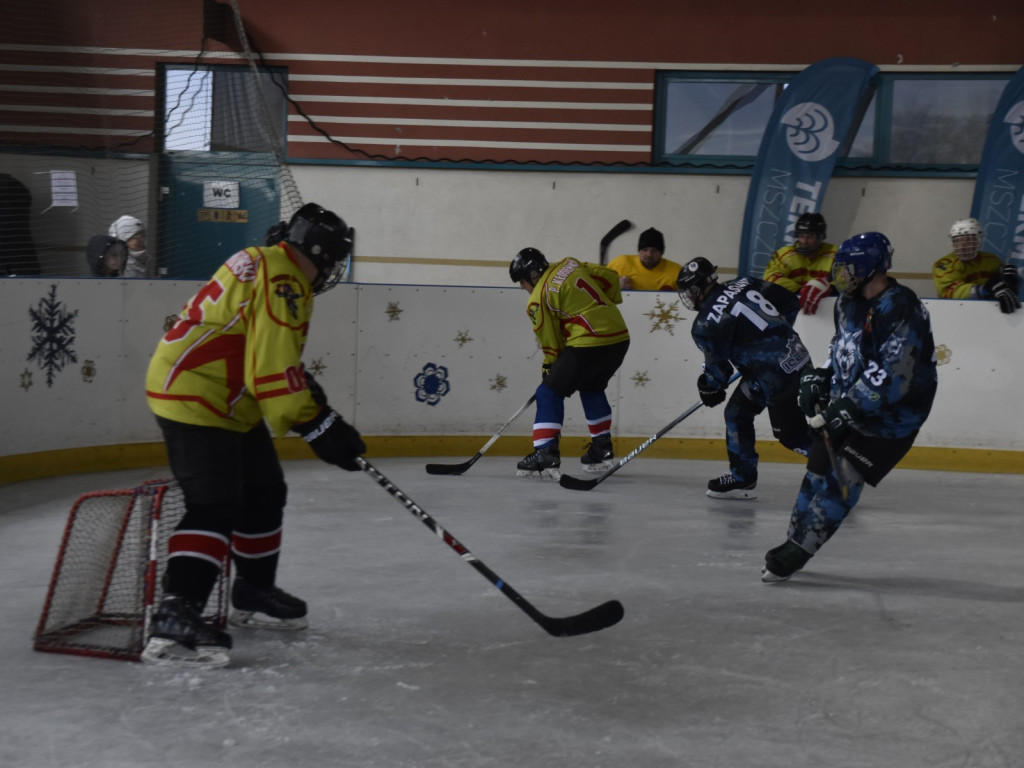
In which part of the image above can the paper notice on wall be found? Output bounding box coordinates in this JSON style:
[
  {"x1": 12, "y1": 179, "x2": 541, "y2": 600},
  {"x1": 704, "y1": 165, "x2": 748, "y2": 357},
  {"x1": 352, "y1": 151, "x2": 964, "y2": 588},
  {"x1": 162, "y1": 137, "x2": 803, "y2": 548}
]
[{"x1": 42, "y1": 170, "x2": 79, "y2": 213}]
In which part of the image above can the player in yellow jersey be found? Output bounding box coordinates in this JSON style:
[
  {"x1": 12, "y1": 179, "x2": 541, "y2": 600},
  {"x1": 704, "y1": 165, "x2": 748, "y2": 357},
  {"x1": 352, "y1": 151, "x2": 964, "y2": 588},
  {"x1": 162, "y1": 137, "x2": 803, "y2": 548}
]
[
  {"x1": 509, "y1": 247, "x2": 630, "y2": 478},
  {"x1": 142, "y1": 203, "x2": 366, "y2": 667},
  {"x1": 606, "y1": 227, "x2": 682, "y2": 291},
  {"x1": 762, "y1": 212, "x2": 837, "y2": 315},
  {"x1": 932, "y1": 218, "x2": 1019, "y2": 314}
]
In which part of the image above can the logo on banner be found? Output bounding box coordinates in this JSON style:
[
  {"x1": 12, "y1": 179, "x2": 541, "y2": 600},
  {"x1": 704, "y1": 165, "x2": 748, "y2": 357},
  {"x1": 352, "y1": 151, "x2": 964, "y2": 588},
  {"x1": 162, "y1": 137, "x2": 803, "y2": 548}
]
[
  {"x1": 781, "y1": 102, "x2": 841, "y2": 162},
  {"x1": 1004, "y1": 100, "x2": 1024, "y2": 155}
]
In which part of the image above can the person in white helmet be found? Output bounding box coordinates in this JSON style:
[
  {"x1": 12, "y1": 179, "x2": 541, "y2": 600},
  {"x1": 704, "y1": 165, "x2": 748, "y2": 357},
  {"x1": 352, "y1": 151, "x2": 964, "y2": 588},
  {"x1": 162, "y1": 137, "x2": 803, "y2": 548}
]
[
  {"x1": 108, "y1": 215, "x2": 155, "y2": 277},
  {"x1": 933, "y1": 218, "x2": 1019, "y2": 314}
]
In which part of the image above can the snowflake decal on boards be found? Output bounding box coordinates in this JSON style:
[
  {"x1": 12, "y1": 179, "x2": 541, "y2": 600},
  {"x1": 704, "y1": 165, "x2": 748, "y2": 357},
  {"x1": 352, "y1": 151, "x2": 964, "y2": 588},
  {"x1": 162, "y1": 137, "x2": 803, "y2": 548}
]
[
  {"x1": 490, "y1": 374, "x2": 508, "y2": 392},
  {"x1": 81, "y1": 360, "x2": 97, "y2": 382},
  {"x1": 454, "y1": 330, "x2": 473, "y2": 347},
  {"x1": 413, "y1": 362, "x2": 451, "y2": 406},
  {"x1": 935, "y1": 344, "x2": 952, "y2": 366},
  {"x1": 27, "y1": 284, "x2": 79, "y2": 387},
  {"x1": 307, "y1": 357, "x2": 327, "y2": 376},
  {"x1": 386, "y1": 301, "x2": 403, "y2": 321},
  {"x1": 632, "y1": 370, "x2": 651, "y2": 387},
  {"x1": 645, "y1": 296, "x2": 683, "y2": 335},
  {"x1": 20, "y1": 368, "x2": 33, "y2": 391}
]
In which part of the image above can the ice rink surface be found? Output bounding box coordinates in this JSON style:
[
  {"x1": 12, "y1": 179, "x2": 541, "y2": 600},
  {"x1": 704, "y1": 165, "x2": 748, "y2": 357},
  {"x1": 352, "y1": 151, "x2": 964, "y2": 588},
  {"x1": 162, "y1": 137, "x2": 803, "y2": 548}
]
[{"x1": 2, "y1": 455, "x2": 1022, "y2": 768}]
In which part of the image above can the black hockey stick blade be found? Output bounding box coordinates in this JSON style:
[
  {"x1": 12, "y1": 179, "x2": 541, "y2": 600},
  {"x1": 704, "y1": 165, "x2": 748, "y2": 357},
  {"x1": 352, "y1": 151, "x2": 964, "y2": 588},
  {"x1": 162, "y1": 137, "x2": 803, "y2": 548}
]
[
  {"x1": 535, "y1": 599, "x2": 624, "y2": 637},
  {"x1": 424, "y1": 394, "x2": 535, "y2": 476},
  {"x1": 559, "y1": 372, "x2": 742, "y2": 492},
  {"x1": 424, "y1": 454, "x2": 481, "y2": 476},
  {"x1": 558, "y1": 472, "x2": 602, "y2": 491},
  {"x1": 599, "y1": 219, "x2": 634, "y2": 264}
]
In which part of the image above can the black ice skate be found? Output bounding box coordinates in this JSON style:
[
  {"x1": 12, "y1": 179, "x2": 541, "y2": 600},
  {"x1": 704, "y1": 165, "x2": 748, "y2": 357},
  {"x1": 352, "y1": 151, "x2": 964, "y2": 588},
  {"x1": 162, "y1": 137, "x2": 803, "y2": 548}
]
[
  {"x1": 580, "y1": 435, "x2": 614, "y2": 474},
  {"x1": 229, "y1": 577, "x2": 309, "y2": 630},
  {"x1": 142, "y1": 595, "x2": 232, "y2": 668},
  {"x1": 516, "y1": 438, "x2": 561, "y2": 479},
  {"x1": 706, "y1": 473, "x2": 757, "y2": 500},
  {"x1": 761, "y1": 541, "x2": 812, "y2": 583}
]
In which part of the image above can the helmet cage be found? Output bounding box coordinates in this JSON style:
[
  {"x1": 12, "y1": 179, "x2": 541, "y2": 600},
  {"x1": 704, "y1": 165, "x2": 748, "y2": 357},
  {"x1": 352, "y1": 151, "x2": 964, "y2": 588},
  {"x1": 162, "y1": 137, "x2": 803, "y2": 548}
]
[
  {"x1": 676, "y1": 257, "x2": 718, "y2": 311},
  {"x1": 831, "y1": 232, "x2": 892, "y2": 296},
  {"x1": 286, "y1": 203, "x2": 352, "y2": 295},
  {"x1": 794, "y1": 212, "x2": 827, "y2": 253},
  {"x1": 949, "y1": 218, "x2": 983, "y2": 261}
]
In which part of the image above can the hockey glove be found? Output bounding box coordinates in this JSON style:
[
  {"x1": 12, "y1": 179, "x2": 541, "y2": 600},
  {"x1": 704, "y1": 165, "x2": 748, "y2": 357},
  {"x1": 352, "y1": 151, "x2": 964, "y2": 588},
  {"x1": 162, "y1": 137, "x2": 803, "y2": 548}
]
[
  {"x1": 797, "y1": 367, "x2": 831, "y2": 418},
  {"x1": 697, "y1": 374, "x2": 726, "y2": 408},
  {"x1": 304, "y1": 368, "x2": 328, "y2": 408},
  {"x1": 798, "y1": 278, "x2": 830, "y2": 315},
  {"x1": 808, "y1": 397, "x2": 859, "y2": 445},
  {"x1": 985, "y1": 265, "x2": 1020, "y2": 314},
  {"x1": 294, "y1": 408, "x2": 366, "y2": 471}
]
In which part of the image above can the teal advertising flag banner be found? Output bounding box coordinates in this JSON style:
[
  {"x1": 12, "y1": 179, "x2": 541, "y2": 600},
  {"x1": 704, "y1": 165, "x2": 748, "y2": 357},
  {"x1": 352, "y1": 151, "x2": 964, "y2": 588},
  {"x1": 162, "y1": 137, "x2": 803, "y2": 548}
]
[
  {"x1": 971, "y1": 65, "x2": 1024, "y2": 295},
  {"x1": 738, "y1": 58, "x2": 878, "y2": 278}
]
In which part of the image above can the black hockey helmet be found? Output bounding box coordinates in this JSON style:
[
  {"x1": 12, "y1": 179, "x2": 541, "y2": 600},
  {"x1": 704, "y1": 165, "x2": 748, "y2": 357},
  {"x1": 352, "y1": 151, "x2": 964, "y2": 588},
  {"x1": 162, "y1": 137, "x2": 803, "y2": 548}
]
[
  {"x1": 794, "y1": 212, "x2": 827, "y2": 252},
  {"x1": 676, "y1": 257, "x2": 718, "y2": 311},
  {"x1": 509, "y1": 247, "x2": 549, "y2": 285},
  {"x1": 285, "y1": 202, "x2": 352, "y2": 295}
]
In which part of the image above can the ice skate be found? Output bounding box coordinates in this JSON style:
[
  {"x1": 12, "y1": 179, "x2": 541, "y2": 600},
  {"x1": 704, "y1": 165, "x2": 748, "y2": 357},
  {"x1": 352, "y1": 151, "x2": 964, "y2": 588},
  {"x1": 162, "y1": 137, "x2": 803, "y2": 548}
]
[
  {"x1": 761, "y1": 540, "x2": 812, "y2": 583},
  {"x1": 580, "y1": 435, "x2": 614, "y2": 473},
  {"x1": 706, "y1": 473, "x2": 757, "y2": 500},
  {"x1": 142, "y1": 595, "x2": 232, "y2": 668},
  {"x1": 516, "y1": 438, "x2": 561, "y2": 479},
  {"x1": 229, "y1": 578, "x2": 309, "y2": 630}
]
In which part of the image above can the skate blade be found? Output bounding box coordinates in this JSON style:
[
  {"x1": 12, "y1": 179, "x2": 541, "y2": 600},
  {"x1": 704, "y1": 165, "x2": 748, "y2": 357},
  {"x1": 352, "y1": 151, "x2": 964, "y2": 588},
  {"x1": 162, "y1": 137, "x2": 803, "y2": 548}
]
[
  {"x1": 515, "y1": 467, "x2": 562, "y2": 480},
  {"x1": 581, "y1": 460, "x2": 614, "y2": 474},
  {"x1": 229, "y1": 609, "x2": 309, "y2": 630},
  {"x1": 760, "y1": 567, "x2": 792, "y2": 584},
  {"x1": 141, "y1": 637, "x2": 230, "y2": 668},
  {"x1": 706, "y1": 489, "x2": 757, "y2": 500}
]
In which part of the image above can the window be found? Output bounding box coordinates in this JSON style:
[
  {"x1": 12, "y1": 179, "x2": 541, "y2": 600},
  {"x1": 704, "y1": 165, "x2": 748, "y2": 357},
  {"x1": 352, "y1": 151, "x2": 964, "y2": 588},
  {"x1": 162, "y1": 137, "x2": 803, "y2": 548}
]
[
  {"x1": 654, "y1": 71, "x2": 1011, "y2": 175},
  {"x1": 160, "y1": 64, "x2": 288, "y2": 154}
]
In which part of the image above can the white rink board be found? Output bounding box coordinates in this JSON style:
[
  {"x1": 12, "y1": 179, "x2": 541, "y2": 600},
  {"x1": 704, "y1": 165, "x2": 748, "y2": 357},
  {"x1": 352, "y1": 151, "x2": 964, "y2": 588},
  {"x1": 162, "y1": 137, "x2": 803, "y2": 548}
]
[{"x1": 0, "y1": 279, "x2": 1021, "y2": 456}]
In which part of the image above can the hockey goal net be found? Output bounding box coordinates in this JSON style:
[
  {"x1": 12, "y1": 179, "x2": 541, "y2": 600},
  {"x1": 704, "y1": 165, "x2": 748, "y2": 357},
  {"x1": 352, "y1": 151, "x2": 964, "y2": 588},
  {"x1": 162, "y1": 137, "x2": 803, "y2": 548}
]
[{"x1": 34, "y1": 480, "x2": 227, "y2": 662}]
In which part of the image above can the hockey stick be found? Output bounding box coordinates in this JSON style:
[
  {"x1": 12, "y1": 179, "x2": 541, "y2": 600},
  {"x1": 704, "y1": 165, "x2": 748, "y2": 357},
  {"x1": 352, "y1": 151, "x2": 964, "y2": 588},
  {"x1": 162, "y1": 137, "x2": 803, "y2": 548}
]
[
  {"x1": 599, "y1": 219, "x2": 634, "y2": 265},
  {"x1": 357, "y1": 457, "x2": 624, "y2": 636},
  {"x1": 425, "y1": 394, "x2": 536, "y2": 475},
  {"x1": 814, "y1": 404, "x2": 850, "y2": 501},
  {"x1": 559, "y1": 372, "x2": 741, "y2": 491}
]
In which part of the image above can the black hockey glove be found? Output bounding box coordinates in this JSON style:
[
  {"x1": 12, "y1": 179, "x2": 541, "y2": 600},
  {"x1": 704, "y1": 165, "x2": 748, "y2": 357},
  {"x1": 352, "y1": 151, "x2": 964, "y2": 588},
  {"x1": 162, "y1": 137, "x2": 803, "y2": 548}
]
[
  {"x1": 984, "y1": 265, "x2": 1020, "y2": 314},
  {"x1": 697, "y1": 374, "x2": 726, "y2": 408},
  {"x1": 808, "y1": 397, "x2": 859, "y2": 445},
  {"x1": 798, "y1": 367, "x2": 831, "y2": 418},
  {"x1": 294, "y1": 408, "x2": 366, "y2": 471},
  {"x1": 304, "y1": 368, "x2": 328, "y2": 408}
]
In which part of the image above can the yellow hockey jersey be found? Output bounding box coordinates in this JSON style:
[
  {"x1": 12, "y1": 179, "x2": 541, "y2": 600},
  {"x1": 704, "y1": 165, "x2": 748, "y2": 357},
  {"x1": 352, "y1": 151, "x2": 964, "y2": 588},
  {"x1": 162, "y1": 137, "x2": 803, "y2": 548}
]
[
  {"x1": 932, "y1": 251, "x2": 1003, "y2": 299},
  {"x1": 146, "y1": 244, "x2": 321, "y2": 436},
  {"x1": 606, "y1": 253, "x2": 683, "y2": 291},
  {"x1": 762, "y1": 242, "x2": 837, "y2": 292},
  {"x1": 526, "y1": 258, "x2": 629, "y2": 365}
]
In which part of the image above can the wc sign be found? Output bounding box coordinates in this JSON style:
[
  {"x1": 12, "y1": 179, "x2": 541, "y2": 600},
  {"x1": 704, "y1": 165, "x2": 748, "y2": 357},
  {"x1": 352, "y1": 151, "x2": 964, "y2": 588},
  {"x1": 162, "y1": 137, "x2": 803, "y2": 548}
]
[{"x1": 203, "y1": 180, "x2": 240, "y2": 209}]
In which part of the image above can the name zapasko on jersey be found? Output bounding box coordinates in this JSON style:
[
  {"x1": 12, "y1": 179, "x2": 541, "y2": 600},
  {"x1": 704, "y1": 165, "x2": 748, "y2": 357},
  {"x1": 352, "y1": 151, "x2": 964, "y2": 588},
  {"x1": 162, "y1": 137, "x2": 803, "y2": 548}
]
[{"x1": 692, "y1": 276, "x2": 810, "y2": 399}]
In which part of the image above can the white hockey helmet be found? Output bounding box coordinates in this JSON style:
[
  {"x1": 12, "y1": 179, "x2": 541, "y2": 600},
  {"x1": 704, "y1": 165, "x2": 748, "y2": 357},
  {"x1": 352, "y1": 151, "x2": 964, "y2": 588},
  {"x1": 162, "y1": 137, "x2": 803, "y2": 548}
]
[
  {"x1": 108, "y1": 215, "x2": 145, "y2": 243},
  {"x1": 949, "y1": 218, "x2": 982, "y2": 261}
]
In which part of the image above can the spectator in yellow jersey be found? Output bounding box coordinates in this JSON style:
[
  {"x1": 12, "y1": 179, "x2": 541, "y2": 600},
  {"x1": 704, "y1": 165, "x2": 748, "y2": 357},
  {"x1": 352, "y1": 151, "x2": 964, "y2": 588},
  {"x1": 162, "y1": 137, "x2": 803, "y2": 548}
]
[
  {"x1": 509, "y1": 247, "x2": 630, "y2": 479},
  {"x1": 607, "y1": 227, "x2": 682, "y2": 290},
  {"x1": 933, "y1": 218, "x2": 1019, "y2": 314},
  {"x1": 762, "y1": 212, "x2": 837, "y2": 315},
  {"x1": 142, "y1": 203, "x2": 366, "y2": 668}
]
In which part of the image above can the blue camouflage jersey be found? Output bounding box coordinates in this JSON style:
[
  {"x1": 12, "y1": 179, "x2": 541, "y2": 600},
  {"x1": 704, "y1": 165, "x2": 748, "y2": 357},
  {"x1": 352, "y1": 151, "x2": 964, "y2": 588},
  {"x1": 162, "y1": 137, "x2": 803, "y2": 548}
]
[
  {"x1": 828, "y1": 279, "x2": 937, "y2": 438},
  {"x1": 691, "y1": 276, "x2": 811, "y2": 403}
]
